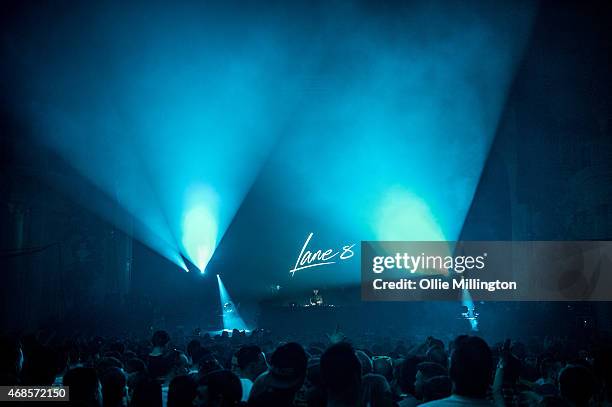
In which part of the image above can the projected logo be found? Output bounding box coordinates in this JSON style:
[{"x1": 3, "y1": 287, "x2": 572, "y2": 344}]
[{"x1": 290, "y1": 232, "x2": 355, "y2": 276}]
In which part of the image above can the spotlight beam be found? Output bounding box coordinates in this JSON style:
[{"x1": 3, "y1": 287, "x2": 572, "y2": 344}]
[
  {"x1": 117, "y1": 113, "x2": 187, "y2": 265},
  {"x1": 216, "y1": 274, "x2": 248, "y2": 331}
]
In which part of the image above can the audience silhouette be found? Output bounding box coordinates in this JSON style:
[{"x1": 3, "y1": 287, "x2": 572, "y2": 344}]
[{"x1": 0, "y1": 328, "x2": 609, "y2": 406}]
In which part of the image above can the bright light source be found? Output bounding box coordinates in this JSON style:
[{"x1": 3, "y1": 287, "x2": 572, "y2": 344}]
[
  {"x1": 182, "y1": 188, "x2": 218, "y2": 274},
  {"x1": 176, "y1": 254, "x2": 189, "y2": 272}
]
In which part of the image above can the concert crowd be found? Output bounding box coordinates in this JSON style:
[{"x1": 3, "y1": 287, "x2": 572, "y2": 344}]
[{"x1": 1, "y1": 327, "x2": 611, "y2": 406}]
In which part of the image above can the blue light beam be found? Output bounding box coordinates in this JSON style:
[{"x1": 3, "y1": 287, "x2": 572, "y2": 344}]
[{"x1": 216, "y1": 274, "x2": 248, "y2": 331}]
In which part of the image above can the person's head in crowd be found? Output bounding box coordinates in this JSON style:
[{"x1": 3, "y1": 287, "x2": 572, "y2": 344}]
[
  {"x1": 130, "y1": 374, "x2": 162, "y2": 407},
  {"x1": 415, "y1": 362, "x2": 447, "y2": 399},
  {"x1": 249, "y1": 342, "x2": 308, "y2": 407},
  {"x1": 394, "y1": 355, "x2": 421, "y2": 397},
  {"x1": 372, "y1": 356, "x2": 393, "y2": 384},
  {"x1": 122, "y1": 350, "x2": 137, "y2": 361},
  {"x1": 448, "y1": 335, "x2": 493, "y2": 399},
  {"x1": 151, "y1": 330, "x2": 170, "y2": 352},
  {"x1": 96, "y1": 356, "x2": 123, "y2": 378},
  {"x1": 425, "y1": 346, "x2": 448, "y2": 368},
  {"x1": 168, "y1": 374, "x2": 197, "y2": 407},
  {"x1": 268, "y1": 342, "x2": 308, "y2": 388},
  {"x1": 0, "y1": 336, "x2": 23, "y2": 385},
  {"x1": 20, "y1": 343, "x2": 59, "y2": 385},
  {"x1": 360, "y1": 373, "x2": 394, "y2": 407},
  {"x1": 320, "y1": 342, "x2": 361, "y2": 407},
  {"x1": 63, "y1": 367, "x2": 102, "y2": 407},
  {"x1": 100, "y1": 367, "x2": 127, "y2": 407},
  {"x1": 558, "y1": 364, "x2": 594, "y2": 407},
  {"x1": 148, "y1": 332, "x2": 178, "y2": 379},
  {"x1": 422, "y1": 375, "x2": 452, "y2": 402},
  {"x1": 356, "y1": 350, "x2": 373, "y2": 376},
  {"x1": 108, "y1": 341, "x2": 125, "y2": 355},
  {"x1": 196, "y1": 369, "x2": 241, "y2": 407},
  {"x1": 104, "y1": 351, "x2": 123, "y2": 361},
  {"x1": 426, "y1": 337, "x2": 445, "y2": 351},
  {"x1": 232, "y1": 345, "x2": 267, "y2": 382},
  {"x1": 198, "y1": 352, "x2": 223, "y2": 377},
  {"x1": 190, "y1": 347, "x2": 208, "y2": 368}
]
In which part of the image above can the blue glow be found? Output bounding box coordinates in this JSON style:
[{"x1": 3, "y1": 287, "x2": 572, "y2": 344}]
[
  {"x1": 10, "y1": 1, "x2": 536, "y2": 292},
  {"x1": 259, "y1": 1, "x2": 536, "y2": 290},
  {"x1": 16, "y1": 3, "x2": 304, "y2": 272},
  {"x1": 216, "y1": 275, "x2": 248, "y2": 331},
  {"x1": 374, "y1": 186, "x2": 446, "y2": 241},
  {"x1": 182, "y1": 186, "x2": 219, "y2": 273},
  {"x1": 462, "y1": 289, "x2": 479, "y2": 331}
]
